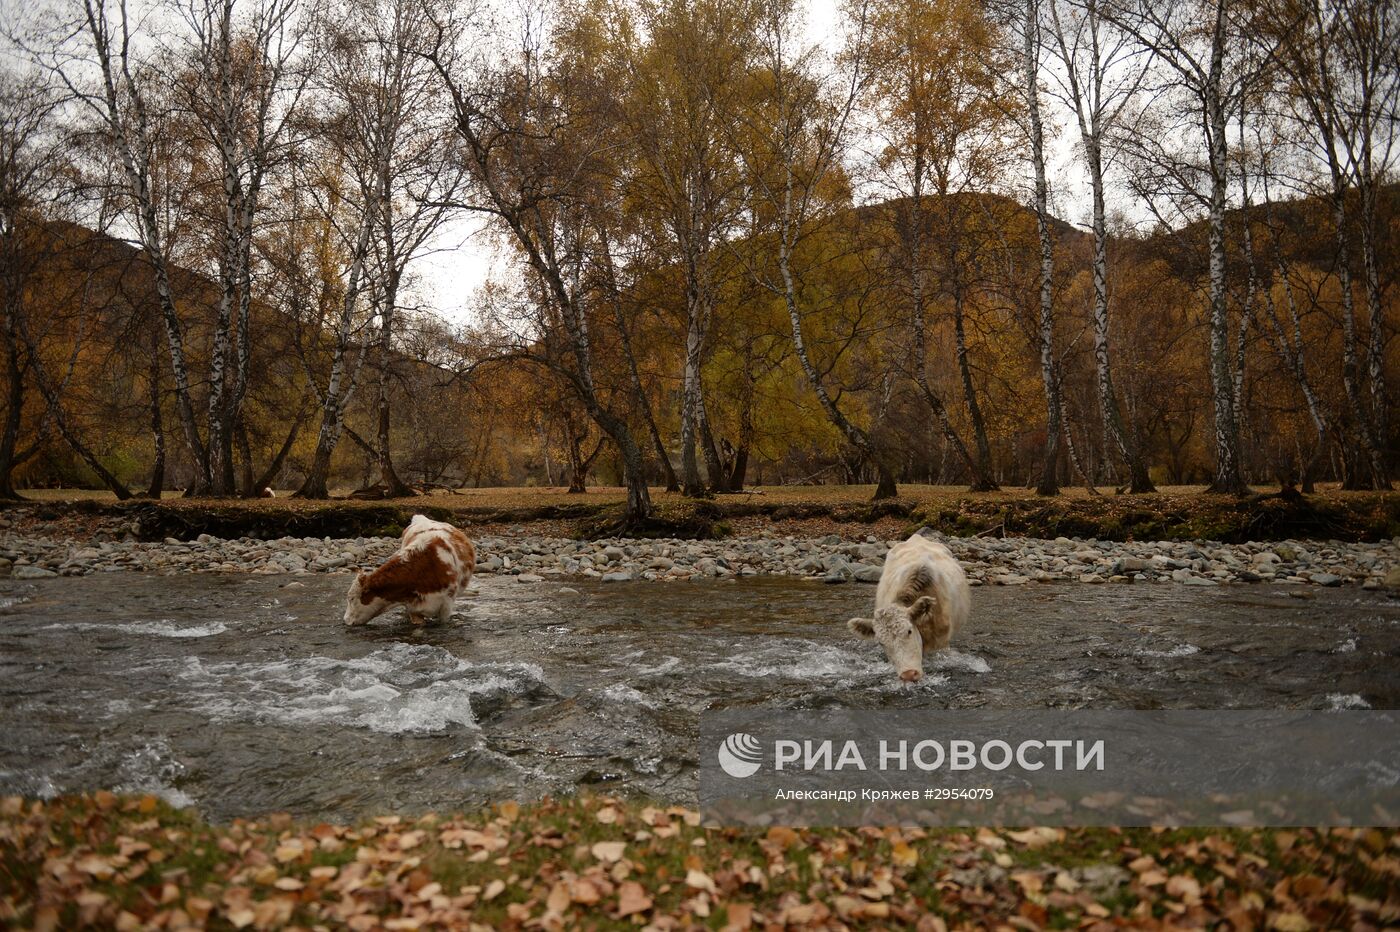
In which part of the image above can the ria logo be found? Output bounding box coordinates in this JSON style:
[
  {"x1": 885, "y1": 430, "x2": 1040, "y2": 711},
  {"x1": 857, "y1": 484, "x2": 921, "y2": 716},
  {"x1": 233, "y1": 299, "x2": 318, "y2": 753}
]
[{"x1": 717, "y1": 732, "x2": 763, "y2": 778}]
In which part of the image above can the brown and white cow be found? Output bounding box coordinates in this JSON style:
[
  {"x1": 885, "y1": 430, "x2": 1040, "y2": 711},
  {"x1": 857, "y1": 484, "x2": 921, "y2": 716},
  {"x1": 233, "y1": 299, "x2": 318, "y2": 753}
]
[
  {"x1": 847, "y1": 533, "x2": 971, "y2": 683},
  {"x1": 344, "y1": 514, "x2": 476, "y2": 626}
]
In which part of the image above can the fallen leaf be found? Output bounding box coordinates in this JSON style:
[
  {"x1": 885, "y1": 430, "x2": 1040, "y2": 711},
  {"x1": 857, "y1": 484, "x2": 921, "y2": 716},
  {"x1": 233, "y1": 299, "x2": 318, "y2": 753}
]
[
  {"x1": 1011, "y1": 871, "x2": 1044, "y2": 895},
  {"x1": 891, "y1": 842, "x2": 918, "y2": 869},
  {"x1": 1006, "y1": 827, "x2": 1060, "y2": 849},
  {"x1": 591, "y1": 841, "x2": 627, "y2": 863},
  {"x1": 766, "y1": 826, "x2": 799, "y2": 849},
  {"x1": 617, "y1": 881, "x2": 653, "y2": 917},
  {"x1": 482, "y1": 879, "x2": 505, "y2": 902},
  {"x1": 1138, "y1": 870, "x2": 1168, "y2": 887},
  {"x1": 571, "y1": 878, "x2": 601, "y2": 905},
  {"x1": 1166, "y1": 874, "x2": 1201, "y2": 904},
  {"x1": 273, "y1": 841, "x2": 304, "y2": 863},
  {"x1": 722, "y1": 901, "x2": 753, "y2": 930},
  {"x1": 686, "y1": 868, "x2": 717, "y2": 893}
]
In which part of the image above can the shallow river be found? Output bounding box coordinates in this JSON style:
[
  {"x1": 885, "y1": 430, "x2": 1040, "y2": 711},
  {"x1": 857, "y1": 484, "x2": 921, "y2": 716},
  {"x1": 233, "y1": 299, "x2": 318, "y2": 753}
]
[{"x1": 2, "y1": 574, "x2": 1397, "y2": 820}]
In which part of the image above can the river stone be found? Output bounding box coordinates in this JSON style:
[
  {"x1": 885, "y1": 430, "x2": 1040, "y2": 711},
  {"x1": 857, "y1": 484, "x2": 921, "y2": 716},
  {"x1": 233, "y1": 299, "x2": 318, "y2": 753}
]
[
  {"x1": 851, "y1": 564, "x2": 884, "y2": 583},
  {"x1": 857, "y1": 543, "x2": 886, "y2": 561},
  {"x1": 1309, "y1": 572, "x2": 1342, "y2": 587},
  {"x1": 516, "y1": 573, "x2": 545, "y2": 583},
  {"x1": 1384, "y1": 567, "x2": 1400, "y2": 589},
  {"x1": 1075, "y1": 864, "x2": 1130, "y2": 896},
  {"x1": 601, "y1": 571, "x2": 632, "y2": 583},
  {"x1": 13, "y1": 565, "x2": 57, "y2": 579}
]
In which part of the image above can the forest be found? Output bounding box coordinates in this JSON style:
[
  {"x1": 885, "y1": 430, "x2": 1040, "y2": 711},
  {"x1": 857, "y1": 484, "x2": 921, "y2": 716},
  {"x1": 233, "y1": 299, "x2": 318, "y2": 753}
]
[{"x1": 0, "y1": 0, "x2": 1395, "y2": 522}]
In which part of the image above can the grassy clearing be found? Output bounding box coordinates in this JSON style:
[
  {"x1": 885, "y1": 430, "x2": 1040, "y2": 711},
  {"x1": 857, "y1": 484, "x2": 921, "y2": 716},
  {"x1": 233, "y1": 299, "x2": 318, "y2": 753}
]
[{"x1": 2, "y1": 794, "x2": 1397, "y2": 930}]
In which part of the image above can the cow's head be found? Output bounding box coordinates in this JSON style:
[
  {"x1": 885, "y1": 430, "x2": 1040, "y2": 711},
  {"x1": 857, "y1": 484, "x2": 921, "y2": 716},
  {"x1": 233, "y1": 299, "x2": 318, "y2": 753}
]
[
  {"x1": 343, "y1": 570, "x2": 388, "y2": 626},
  {"x1": 847, "y1": 597, "x2": 936, "y2": 682}
]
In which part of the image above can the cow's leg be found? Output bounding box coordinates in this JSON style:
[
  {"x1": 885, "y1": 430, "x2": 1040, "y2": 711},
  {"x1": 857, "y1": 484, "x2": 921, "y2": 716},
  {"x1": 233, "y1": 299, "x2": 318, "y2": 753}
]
[{"x1": 437, "y1": 599, "x2": 454, "y2": 624}]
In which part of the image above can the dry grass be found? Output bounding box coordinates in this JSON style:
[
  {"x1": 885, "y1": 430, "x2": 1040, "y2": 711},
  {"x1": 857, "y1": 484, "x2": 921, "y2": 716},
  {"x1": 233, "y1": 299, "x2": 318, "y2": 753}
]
[
  {"x1": 9, "y1": 483, "x2": 1398, "y2": 543},
  {"x1": 14, "y1": 482, "x2": 1374, "y2": 508}
]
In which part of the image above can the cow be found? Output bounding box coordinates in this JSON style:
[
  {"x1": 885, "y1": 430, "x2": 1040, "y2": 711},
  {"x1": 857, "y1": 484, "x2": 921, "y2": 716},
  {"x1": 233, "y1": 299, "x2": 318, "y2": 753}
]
[
  {"x1": 260, "y1": 487, "x2": 276, "y2": 498},
  {"x1": 344, "y1": 514, "x2": 476, "y2": 626},
  {"x1": 846, "y1": 532, "x2": 970, "y2": 683}
]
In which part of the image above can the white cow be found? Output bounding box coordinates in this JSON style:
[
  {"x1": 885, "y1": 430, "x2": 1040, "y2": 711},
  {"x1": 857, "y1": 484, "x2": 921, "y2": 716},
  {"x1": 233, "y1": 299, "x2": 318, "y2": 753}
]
[
  {"x1": 344, "y1": 515, "x2": 476, "y2": 626},
  {"x1": 847, "y1": 533, "x2": 971, "y2": 682}
]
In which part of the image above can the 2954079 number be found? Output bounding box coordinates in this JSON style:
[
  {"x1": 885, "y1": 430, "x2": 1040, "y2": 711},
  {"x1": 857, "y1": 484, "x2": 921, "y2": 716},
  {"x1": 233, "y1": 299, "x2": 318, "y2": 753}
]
[{"x1": 926, "y1": 787, "x2": 995, "y2": 800}]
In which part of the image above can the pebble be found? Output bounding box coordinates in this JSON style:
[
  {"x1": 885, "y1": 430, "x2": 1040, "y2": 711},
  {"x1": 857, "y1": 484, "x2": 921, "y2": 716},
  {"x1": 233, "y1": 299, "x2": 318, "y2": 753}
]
[{"x1": 0, "y1": 528, "x2": 1395, "y2": 591}]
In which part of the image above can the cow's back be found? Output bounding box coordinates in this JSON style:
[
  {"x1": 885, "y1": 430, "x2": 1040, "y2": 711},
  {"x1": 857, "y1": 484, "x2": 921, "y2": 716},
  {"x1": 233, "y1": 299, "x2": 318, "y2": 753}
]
[
  {"x1": 366, "y1": 525, "x2": 472, "y2": 603},
  {"x1": 876, "y1": 535, "x2": 970, "y2": 647},
  {"x1": 362, "y1": 535, "x2": 457, "y2": 605}
]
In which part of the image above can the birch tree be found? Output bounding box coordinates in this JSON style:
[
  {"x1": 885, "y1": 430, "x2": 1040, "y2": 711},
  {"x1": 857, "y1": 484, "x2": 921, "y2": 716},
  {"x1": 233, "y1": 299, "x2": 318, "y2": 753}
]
[
  {"x1": 1340, "y1": 0, "x2": 1398, "y2": 487},
  {"x1": 733, "y1": 0, "x2": 904, "y2": 500},
  {"x1": 418, "y1": 0, "x2": 655, "y2": 522},
  {"x1": 177, "y1": 0, "x2": 310, "y2": 495},
  {"x1": 291, "y1": 148, "x2": 375, "y2": 498},
  {"x1": 864, "y1": 0, "x2": 1012, "y2": 491},
  {"x1": 1108, "y1": 0, "x2": 1268, "y2": 495},
  {"x1": 50, "y1": 0, "x2": 210, "y2": 491},
  {"x1": 1046, "y1": 0, "x2": 1154, "y2": 491},
  {"x1": 613, "y1": 0, "x2": 756, "y2": 496},
  {"x1": 1011, "y1": 0, "x2": 1061, "y2": 495},
  {"x1": 1263, "y1": 0, "x2": 1394, "y2": 488},
  {"x1": 0, "y1": 70, "x2": 60, "y2": 499},
  {"x1": 325, "y1": 0, "x2": 463, "y2": 497}
]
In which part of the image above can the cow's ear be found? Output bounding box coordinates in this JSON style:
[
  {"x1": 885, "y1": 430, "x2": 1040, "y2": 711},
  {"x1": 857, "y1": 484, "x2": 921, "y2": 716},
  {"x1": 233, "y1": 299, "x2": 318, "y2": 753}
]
[
  {"x1": 909, "y1": 595, "x2": 937, "y2": 619},
  {"x1": 847, "y1": 617, "x2": 876, "y2": 639}
]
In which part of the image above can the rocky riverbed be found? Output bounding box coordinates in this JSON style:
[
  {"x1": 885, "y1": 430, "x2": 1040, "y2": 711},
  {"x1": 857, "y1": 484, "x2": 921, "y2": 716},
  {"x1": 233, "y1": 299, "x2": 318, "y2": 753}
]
[{"x1": 2, "y1": 528, "x2": 1398, "y2": 589}]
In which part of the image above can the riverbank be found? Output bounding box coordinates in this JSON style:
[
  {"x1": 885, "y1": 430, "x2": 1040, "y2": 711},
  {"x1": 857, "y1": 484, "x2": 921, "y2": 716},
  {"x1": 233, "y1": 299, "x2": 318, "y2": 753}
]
[
  {"x1": 0, "y1": 523, "x2": 1394, "y2": 587},
  {"x1": 2, "y1": 525, "x2": 1397, "y2": 588},
  {"x1": 3, "y1": 794, "x2": 1394, "y2": 930},
  {"x1": 5, "y1": 484, "x2": 1400, "y2": 543}
]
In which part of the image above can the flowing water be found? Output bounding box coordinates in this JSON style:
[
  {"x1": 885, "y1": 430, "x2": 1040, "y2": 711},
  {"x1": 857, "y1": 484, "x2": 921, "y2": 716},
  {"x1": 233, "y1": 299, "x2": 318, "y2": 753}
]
[{"x1": 1, "y1": 573, "x2": 1397, "y2": 821}]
